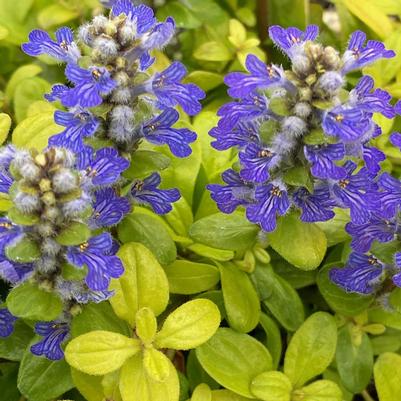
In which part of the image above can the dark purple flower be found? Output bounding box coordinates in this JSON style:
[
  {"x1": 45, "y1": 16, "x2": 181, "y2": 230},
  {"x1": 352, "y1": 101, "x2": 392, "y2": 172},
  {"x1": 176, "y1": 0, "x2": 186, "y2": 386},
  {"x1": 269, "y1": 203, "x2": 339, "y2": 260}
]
[
  {"x1": 323, "y1": 105, "x2": 370, "y2": 142},
  {"x1": 331, "y1": 161, "x2": 378, "y2": 224},
  {"x1": 0, "y1": 308, "x2": 17, "y2": 337},
  {"x1": 72, "y1": 289, "x2": 115, "y2": 304},
  {"x1": 112, "y1": 1, "x2": 155, "y2": 34},
  {"x1": 377, "y1": 172, "x2": 401, "y2": 219},
  {"x1": 342, "y1": 31, "x2": 395, "y2": 73},
  {"x1": 149, "y1": 62, "x2": 205, "y2": 115},
  {"x1": 142, "y1": 109, "x2": 197, "y2": 157},
  {"x1": 90, "y1": 188, "x2": 130, "y2": 228},
  {"x1": 304, "y1": 143, "x2": 346, "y2": 180},
  {"x1": 239, "y1": 143, "x2": 277, "y2": 183},
  {"x1": 45, "y1": 84, "x2": 69, "y2": 102},
  {"x1": 246, "y1": 182, "x2": 290, "y2": 232},
  {"x1": 346, "y1": 214, "x2": 396, "y2": 253},
  {"x1": 207, "y1": 169, "x2": 255, "y2": 214},
  {"x1": 49, "y1": 109, "x2": 99, "y2": 152},
  {"x1": 140, "y1": 17, "x2": 175, "y2": 51},
  {"x1": 293, "y1": 185, "x2": 336, "y2": 223},
  {"x1": 362, "y1": 145, "x2": 385, "y2": 175},
  {"x1": 268, "y1": 25, "x2": 319, "y2": 58},
  {"x1": 30, "y1": 321, "x2": 69, "y2": 360},
  {"x1": 61, "y1": 64, "x2": 116, "y2": 108},
  {"x1": 83, "y1": 148, "x2": 129, "y2": 186},
  {"x1": 0, "y1": 219, "x2": 23, "y2": 253},
  {"x1": 67, "y1": 233, "x2": 124, "y2": 291},
  {"x1": 22, "y1": 27, "x2": 80, "y2": 63},
  {"x1": 130, "y1": 172, "x2": 180, "y2": 214},
  {"x1": 224, "y1": 55, "x2": 289, "y2": 98},
  {"x1": 393, "y1": 253, "x2": 401, "y2": 287},
  {"x1": 390, "y1": 132, "x2": 401, "y2": 150},
  {"x1": 0, "y1": 258, "x2": 33, "y2": 285},
  {"x1": 330, "y1": 253, "x2": 384, "y2": 294},
  {"x1": 139, "y1": 52, "x2": 155, "y2": 71}
]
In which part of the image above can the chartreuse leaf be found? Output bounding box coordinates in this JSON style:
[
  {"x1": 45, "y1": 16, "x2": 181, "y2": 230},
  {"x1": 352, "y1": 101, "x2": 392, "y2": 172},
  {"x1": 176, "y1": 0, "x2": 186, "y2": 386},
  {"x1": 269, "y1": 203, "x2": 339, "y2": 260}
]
[
  {"x1": 8, "y1": 207, "x2": 39, "y2": 226},
  {"x1": 37, "y1": 3, "x2": 79, "y2": 28},
  {"x1": 210, "y1": 390, "x2": 256, "y2": 400},
  {"x1": 119, "y1": 353, "x2": 179, "y2": 401},
  {"x1": 71, "y1": 369, "x2": 103, "y2": 401},
  {"x1": 155, "y1": 299, "x2": 220, "y2": 350},
  {"x1": 0, "y1": 113, "x2": 11, "y2": 145},
  {"x1": 56, "y1": 222, "x2": 91, "y2": 246},
  {"x1": 102, "y1": 370, "x2": 122, "y2": 401},
  {"x1": 136, "y1": 307, "x2": 157, "y2": 345},
  {"x1": 284, "y1": 312, "x2": 337, "y2": 388},
  {"x1": 143, "y1": 348, "x2": 171, "y2": 382},
  {"x1": 187, "y1": 243, "x2": 235, "y2": 261},
  {"x1": 6, "y1": 64, "x2": 42, "y2": 99},
  {"x1": 250, "y1": 371, "x2": 292, "y2": 401},
  {"x1": 124, "y1": 150, "x2": 171, "y2": 179},
  {"x1": 374, "y1": 352, "x2": 401, "y2": 401},
  {"x1": 18, "y1": 348, "x2": 74, "y2": 401},
  {"x1": 259, "y1": 313, "x2": 282, "y2": 369},
  {"x1": 268, "y1": 212, "x2": 327, "y2": 270},
  {"x1": 191, "y1": 384, "x2": 212, "y2": 401},
  {"x1": 165, "y1": 260, "x2": 220, "y2": 295},
  {"x1": 196, "y1": 328, "x2": 273, "y2": 398},
  {"x1": 109, "y1": 242, "x2": 169, "y2": 327},
  {"x1": 218, "y1": 261, "x2": 260, "y2": 333},
  {"x1": 6, "y1": 236, "x2": 40, "y2": 263},
  {"x1": 186, "y1": 350, "x2": 220, "y2": 391},
  {"x1": 336, "y1": 324, "x2": 373, "y2": 393},
  {"x1": 65, "y1": 331, "x2": 141, "y2": 375},
  {"x1": 189, "y1": 213, "x2": 259, "y2": 252},
  {"x1": 7, "y1": 282, "x2": 63, "y2": 321},
  {"x1": 292, "y1": 380, "x2": 342, "y2": 401}
]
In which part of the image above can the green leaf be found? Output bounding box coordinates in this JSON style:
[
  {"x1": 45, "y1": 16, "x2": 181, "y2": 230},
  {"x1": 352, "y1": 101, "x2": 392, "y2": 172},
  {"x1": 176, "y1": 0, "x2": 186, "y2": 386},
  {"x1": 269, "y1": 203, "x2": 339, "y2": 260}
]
[
  {"x1": 0, "y1": 363, "x2": 20, "y2": 401},
  {"x1": 7, "y1": 207, "x2": 39, "y2": 226},
  {"x1": 283, "y1": 167, "x2": 313, "y2": 193},
  {"x1": 119, "y1": 353, "x2": 179, "y2": 401},
  {"x1": 192, "y1": 383, "x2": 212, "y2": 401},
  {"x1": 18, "y1": 348, "x2": 74, "y2": 401},
  {"x1": 268, "y1": 0, "x2": 306, "y2": 28},
  {"x1": 250, "y1": 371, "x2": 292, "y2": 401},
  {"x1": 12, "y1": 111, "x2": 62, "y2": 151},
  {"x1": 194, "y1": 41, "x2": 233, "y2": 61},
  {"x1": 374, "y1": 352, "x2": 401, "y2": 401},
  {"x1": 0, "y1": 113, "x2": 11, "y2": 145},
  {"x1": 5, "y1": 64, "x2": 42, "y2": 99},
  {"x1": 184, "y1": 71, "x2": 223, "y2": 92},
  {"x1": 369, "y1": 307, "x2": 401, "y2": 330},
  {"x1": 293, "y1": 380, "x2": 342, "y2": 401},
  {"x1": 317, "y1": 264, "x2": 374, "y2": 316},
  {"x1": 187, "y1": 243, "x2": 235, "y2": 261},
  {"x1": 268, "y1": 212, "x2": 327, "y2": 270},
  {"x1": 164, "y1": 197, "x2": 193, "y2": 237},
  {"x1": 316, "y1": 208, "x2": 350, "y2": 247},
  {"x1": 7, "y1": 282, "x2": 63, "y2": 321},
  {"x1": 187, "y1": 349, "x2": 220, "y2": 391},
  {"x1": 189, "y1": 212, "x2": 259, "y2": 252},
  {"x1": 165, "y1": 260, "x2": 220, "y2": 295},
  {"x1": 143, "y1": 348, "x2": 171, "y2": 382},
  {"x1": 124, "y1": 150, "x2": 171, "y2": 179},
  {"x1": 259, "y1": 313, "x2": 282, "y2": 369},
  {"x1": 65, "y1": 331, "x2": 141, "y2": 375},
  {"x1": 37, "y1": 4, "x2": 78, "y2": 28},
  {"x1": 284, "y1": 312, "x2": 337, "y2": 388},
  {"x1": 118, "y1": 213, "x2": 176, "y2": 265},
  {"x1": 110, "y1": 242, "x2": 169, "y2": 326},
  {"x1": 71, "y1": 369, "x2": 104, "y2": 401},
  {"x1": 196, "y1": 328, "x2": 273, "y2": 398},
  {"x1": 6, "y1": 236, "x2": 40, "y2": 263},
  {"x1": 218, "y1": 261, "x2": 260, "y2": 333},
  {"x1": 56, "y1": 222, "x2": 91, "y2": 246},
  {"x1": 0, "y1": 320, "x2": 32, "y2": 361},
  {"x1": 136, "y1": 307, "x2": 157, "y2": 345},
  {"x1": 155, "y1": 299, "x2": 221, "y2": 350},
  {"x1": 336, "y1": 325, "x2": 373, "y2": 393},
  {"x1": 157, "y1": 1, "x2": 201, "y2": 28},
  {"x1": 71, "y1": 302, "x2": 131, "y2": 338}
]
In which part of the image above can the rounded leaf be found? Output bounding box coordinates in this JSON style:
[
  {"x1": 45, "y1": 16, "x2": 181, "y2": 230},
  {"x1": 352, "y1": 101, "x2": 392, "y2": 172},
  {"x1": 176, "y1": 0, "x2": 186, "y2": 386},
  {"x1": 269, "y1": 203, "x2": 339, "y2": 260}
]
[
  {"x1": 374, "y1": 352, "x2": 401, "y2": 401},
  {"x1": 0, "y1": 113, "x2": 11, "y2": 145},
  {"x1": 250, "y1": 371, "x2": 292, "y2": 401},
  {"x1": 192, "y1": 384, "x2": 212, "y2": 401},
  {"x1": 155, "y1": 299, "x2": 220, "y2": 350},
  {"x1": 143, "y1": 348, "x2": 171, "y2": 382},
  {"x1": 65, "y1": 331, "x2": 140, "y2": 375},
  {"x1": 136, "y1": 307, "x2": 157, "y2": 345},
  {"x1": 293, "y1": 380, "x2": 342, "y2": 401},
  {"x1": 284, "y1": 312, "x2": 337, "y2": 388},
  {"x1": 196, "y1": 328, "x2": 273, "y2": 398}
]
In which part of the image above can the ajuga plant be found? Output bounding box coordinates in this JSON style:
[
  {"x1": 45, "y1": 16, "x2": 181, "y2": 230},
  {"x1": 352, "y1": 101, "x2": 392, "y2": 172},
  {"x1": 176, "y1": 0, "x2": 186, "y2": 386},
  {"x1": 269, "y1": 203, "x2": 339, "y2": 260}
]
[
  {"x1": 208, "y1": 25, "x2": 399, "y2": 232},
  {"x1": 0, "y1": 0, "x2": 204, "y2": 363}
]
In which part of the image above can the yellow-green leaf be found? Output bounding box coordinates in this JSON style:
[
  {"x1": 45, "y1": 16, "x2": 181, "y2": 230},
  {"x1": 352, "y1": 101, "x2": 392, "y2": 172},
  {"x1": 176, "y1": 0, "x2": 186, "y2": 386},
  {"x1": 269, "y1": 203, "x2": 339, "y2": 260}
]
[
  {"x1": 65, "y1": 331, "x2": 141, "y2": 375},
  {"x1": 250, "y1": 371, "x2": 292, "y2": 401},
  {"x1": 0, "y1": 113, "x2": 11, "y2": 145},
  {"x1": 136, "y1": 307, "x2": 157, "y2": 345},
  {"x1": 143, "y1": 348, "x2": 171, "y2": 382},
  {"x1": 374, "y1": 352, "x2": 401, "y2": 401}
]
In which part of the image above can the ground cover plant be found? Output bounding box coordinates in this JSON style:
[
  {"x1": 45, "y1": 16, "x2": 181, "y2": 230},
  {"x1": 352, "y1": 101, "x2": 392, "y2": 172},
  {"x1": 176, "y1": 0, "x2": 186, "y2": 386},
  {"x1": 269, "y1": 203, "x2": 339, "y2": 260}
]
[{"x1": 1, "y1": 0, "x2": 401, "y2": 400}]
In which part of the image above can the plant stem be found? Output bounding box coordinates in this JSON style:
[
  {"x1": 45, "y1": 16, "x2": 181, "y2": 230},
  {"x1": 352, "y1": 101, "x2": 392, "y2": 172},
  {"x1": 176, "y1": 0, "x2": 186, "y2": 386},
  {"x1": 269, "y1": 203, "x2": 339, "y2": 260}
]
[
  {"x1": 257, "y1": 0, "x2": 269, "y2": 44},
  {"x1": 361, "y1": 390, "x2": 376, "y2": 401}
]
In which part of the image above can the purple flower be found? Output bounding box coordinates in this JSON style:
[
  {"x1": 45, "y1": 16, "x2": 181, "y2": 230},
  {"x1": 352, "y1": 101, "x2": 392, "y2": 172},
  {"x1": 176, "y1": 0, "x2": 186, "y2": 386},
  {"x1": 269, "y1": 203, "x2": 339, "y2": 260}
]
[
  {"x1": 90, "y1": 188, "x2": 130, "y2": 228},
  {"x1": 330, "y1": 161, "x2": 378, "y2": 224},
  {"x1": 268, "y1": 25, "x2": 319, "y2": 58},
  {"x1": 67, "y1": 233, "x2": 124, "y2": 291},
  {"x1": 0, "y1": 219, "x2": 23, "y2": 253},
  {"x1": 362, "y1": 145, "x2": 385, "y2": 175},
  {"x1": 304, "y1": 143, "x2": 346, "y2": 180},
  {"x1": 207, "y1": 169, "x2": 255, "y2": 214},
  {"x1": 239, "y1": 143, "x2": 277, "y2": 183},
  {"x1": 112, "y1": 1, "x2": 155, "y2": 34},
  {"x1": 30, "y1": 321, "x2": 69, "y2": 360},
  {"x1": 0, "y1": 308, "x2": 17, "y2": 337},
  {"x1": 22, "y1": 27, "x2": 80, "y2": 63},
  {"x1": 45, "y1": 84, "x2": 69, "y2": 102},
  {"x1": 142, "y1": 109, "x2": 197, "y2": 157},
  {"x1": 224, "y1": 55, "x2": 289, "y2": 98},
  {"x1": 61, "y1": 64, "x2": 116, "y2": 108},
  {"x1": 49, "y1": 109, "x2": 99, "y2": 152},
  {"x1": 377, "y1": 172, "x2": 401, "y2": 219},
  {"x1": 149, "y1": 62, "x2": 205, "y2": 115},
  {"x1": 141, "y1": 17, "x2": 175, "y2": 51},
  {"x1": 390, "y1": 132, "x2": 401, "y2": 150},
  {"x1": 246, "y1": 182, "x2": 290, "y2": 232},
  {"x1": 393, "y1": 253, "x2": 401, "y2": 287},
  {"x1": 346, "y1": 214, "x2": 396, "y2": 253},
  {"x1": 293, "y1": 185, "x2": 336, "y2": 223},
  {"x1": 342, "y1": 31, "x2": 395, "y2": 74},
  {"x1": 0, "y1": 258, "x2": 32, "y2": 285},
  {"x1": 330, "y1": 253, "x2": 384, "y2": 294},
  {"x1": 83, "y1": 148, "x2": 129, "y2": 186},
  {"x1": 323, "y1": 105, "x2": 369, "y2": 142},
  {"x1": 130, "y1": 172, "x2": 180, "y2": 214}
]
